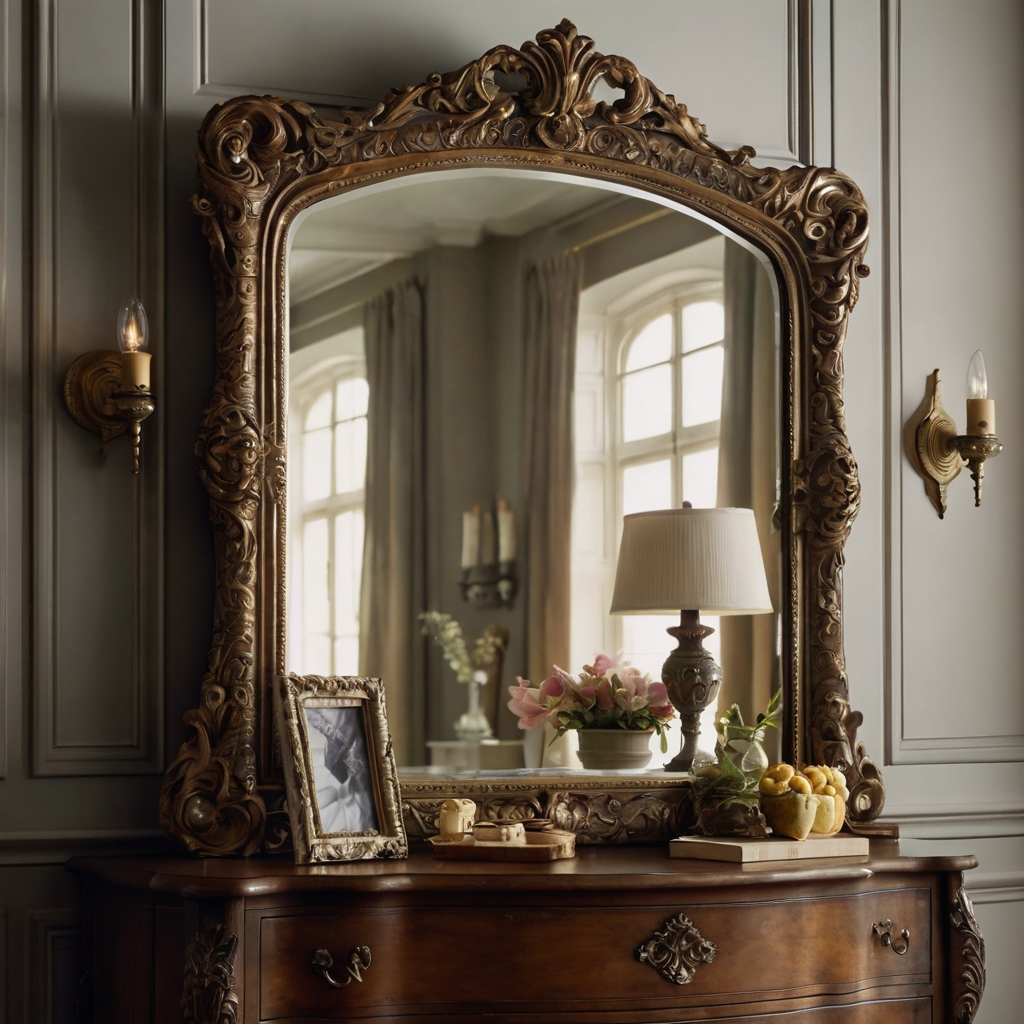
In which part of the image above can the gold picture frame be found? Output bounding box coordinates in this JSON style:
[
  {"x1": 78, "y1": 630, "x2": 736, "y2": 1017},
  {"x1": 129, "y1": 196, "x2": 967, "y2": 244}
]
[{"x1": 275, "y1": 674, "x2": 407, "y2": 863}]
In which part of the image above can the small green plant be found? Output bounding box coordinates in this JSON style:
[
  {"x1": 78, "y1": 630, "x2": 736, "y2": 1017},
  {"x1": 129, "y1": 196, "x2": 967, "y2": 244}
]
[{"x1": 690, "y1": 691, "x2": 781, "y2": 836}]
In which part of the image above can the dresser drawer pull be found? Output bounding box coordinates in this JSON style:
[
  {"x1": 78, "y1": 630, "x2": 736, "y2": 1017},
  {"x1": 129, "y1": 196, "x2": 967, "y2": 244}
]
[
  {"x1": 872, "y1": 919, "x2": 910, "y2": 955},
  {"x1": 311, "y1": 946, "x2": 372, "y2": 987},
  {"x1": 636, "y1": 913, "x2": 717, "y2": 985}
]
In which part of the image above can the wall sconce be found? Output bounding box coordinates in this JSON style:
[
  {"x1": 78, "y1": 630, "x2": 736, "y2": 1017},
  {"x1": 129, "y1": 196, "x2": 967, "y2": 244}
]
[
  {"x1": 63, "y1": 298, "x2": 155, "y2": 474},
  {"x1": 459, "y1": 498, "x2": 517, "y2": 608},
  {"x1": 908, "y1": 350, "x2": 1002, "y2": 518}
]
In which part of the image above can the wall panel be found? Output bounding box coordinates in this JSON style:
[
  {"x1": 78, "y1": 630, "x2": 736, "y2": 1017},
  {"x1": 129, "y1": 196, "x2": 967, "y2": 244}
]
[
  {"x1": 199, "y1": 0, "x2": 811, "y2": 162},
  {"x1": 25, "y1": 910, "x2": 78, "y2": 1024},
  {"x1": 30, "y1": 0, "x2": 164, "y2": 774},
  {"x1": 889, "y1": 0, "x2": 1024, "y2": 765}
]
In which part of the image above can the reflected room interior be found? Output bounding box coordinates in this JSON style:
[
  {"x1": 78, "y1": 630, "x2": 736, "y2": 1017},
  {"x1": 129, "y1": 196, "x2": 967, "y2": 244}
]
[{"x1": 286, "y1": 170, "x2": 780, "y2": 772}]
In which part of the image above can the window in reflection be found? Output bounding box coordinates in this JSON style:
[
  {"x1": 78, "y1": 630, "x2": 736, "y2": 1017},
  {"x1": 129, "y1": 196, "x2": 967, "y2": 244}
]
[
  {"x1": 616, "y1": 292, "x2": 725, "y2": 738},
  {"x1": 288, "y1": 327, "x2": 367, "y2": 676},
  {"x1": 571, "y1": 241, "x2": 726, "y2": 766}
]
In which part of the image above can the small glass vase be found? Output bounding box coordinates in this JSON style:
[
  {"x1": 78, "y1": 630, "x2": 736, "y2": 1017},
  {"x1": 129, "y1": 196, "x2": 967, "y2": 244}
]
[
  {"x1": 454, "y1": 670, "x2": 493, "y2": 741},
  {"x1": 576, "y1": 728, "x2": 654, "y2": 770}
]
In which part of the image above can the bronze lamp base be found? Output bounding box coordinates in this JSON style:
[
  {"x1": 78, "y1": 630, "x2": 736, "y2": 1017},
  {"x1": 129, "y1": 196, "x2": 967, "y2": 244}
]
[{"x1": 662, "y1": 609, "x2": 722, "y2": 772}]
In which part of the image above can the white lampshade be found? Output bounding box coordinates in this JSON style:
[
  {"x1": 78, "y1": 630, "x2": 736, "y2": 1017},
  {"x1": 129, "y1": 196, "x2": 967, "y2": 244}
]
[{"x1": 610, "y1": 507, "x2": 774, "y2": 616}]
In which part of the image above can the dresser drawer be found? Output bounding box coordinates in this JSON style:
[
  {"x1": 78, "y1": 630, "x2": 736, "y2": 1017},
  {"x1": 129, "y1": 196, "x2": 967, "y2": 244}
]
[{"x1": 255, "y1": 887, "x2": 932, "y2": 1020}]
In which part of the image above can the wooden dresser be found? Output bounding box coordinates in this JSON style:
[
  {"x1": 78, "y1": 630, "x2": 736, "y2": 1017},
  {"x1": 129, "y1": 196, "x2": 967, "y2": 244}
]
[{"x1": 69, "y1": 844, "x2": 984, "y2": 1023}]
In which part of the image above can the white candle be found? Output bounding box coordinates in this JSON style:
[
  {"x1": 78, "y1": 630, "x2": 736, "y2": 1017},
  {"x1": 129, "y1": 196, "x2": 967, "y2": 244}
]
[
  {"x1": 461, "y1": 507, "x2": 480, "y2": 568},
  {"x1": 497, "y1": 499, "x2": 516, "y2": 562},
  {"x1": 120, "y1": 351, "x2": 152, "y2": 390},
  {"x1": 966, "y1": 399, "x2": 995, "y2": 436},
  {"x1": 480, "y1": 511, "x2": 497, "y2": 566}
]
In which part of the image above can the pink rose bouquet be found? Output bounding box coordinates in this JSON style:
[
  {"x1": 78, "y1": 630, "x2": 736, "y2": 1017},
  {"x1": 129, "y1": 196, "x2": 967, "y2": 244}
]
[{"x1": 507, "y1": 654, "x2": 676, "y2": 753}]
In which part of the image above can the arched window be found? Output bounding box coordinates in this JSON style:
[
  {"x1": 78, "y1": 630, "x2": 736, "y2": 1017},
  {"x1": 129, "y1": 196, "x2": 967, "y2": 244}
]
[
  {"x1": 571, "y1": 262, "x2": 725, "y2": 763},
  {"x1": 616, "y1": 292, "x2": 725, "y2": 674},
  {"x1": 288, "y1": 328, "x2": 367, "y2": 676}
]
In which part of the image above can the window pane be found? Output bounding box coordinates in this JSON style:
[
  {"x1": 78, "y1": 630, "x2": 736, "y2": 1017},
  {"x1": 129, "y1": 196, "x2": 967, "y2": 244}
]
[
  {"x1": 682, "y1": 448, "x2": 719, "y2": 510},
  {"x1": 304, "y1": 634, "x2": 332, "y2": 676},
  {"x1": 336, "y1": 376, "x2": 369, "y2": 421},
  {"x1": 303, "y1": 427, "x2": 332, "y2": 500},
  {"x1": 625, "y1": 314, "x2": 672, "y2": 370},
  {"x1": 620, "y1": 614, "x2": 677, "y2": 677},
  {"x1": 682, "y1": 301, "x2": 724, "y2": 352},
  {"x1": 622, "y1": 364, "x2": 671, "y2": 441},
  {"x1": 333, "y1": 636, "x2": 359, "y2": 677},
  {"x1": 682, "y1": 345, "x2": 724, "y2": 426},
  {"x1": 622, "y1": 459, "x2": 672, "y2": 516},
  {"x1": 302, "y1": 518, "x2": 330, "y2": 635},
  {"x1": 335, "y1": 416, "x2": 367, "y2": 494},
  {"x1": 334, "y1": 510, "x2": 364, "y2": 638},
  {"x1": 305, "y1": 389, "x2": 332, "y2": 430}
]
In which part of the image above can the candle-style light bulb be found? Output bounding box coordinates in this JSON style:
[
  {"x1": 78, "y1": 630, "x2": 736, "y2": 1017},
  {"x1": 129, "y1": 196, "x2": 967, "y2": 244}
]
[
  {"x1": 967, "y1": 350, "x2": 988, "y2": 400},
  {"x1": 116, "y1": 297, "x2": 148, "y2": 355},
  {"x1": 116, "y1": 298, "x2": 152, "y2": 392},
  {"x1": 965, "y1": 349, "x2": 995, "y2": 436}
]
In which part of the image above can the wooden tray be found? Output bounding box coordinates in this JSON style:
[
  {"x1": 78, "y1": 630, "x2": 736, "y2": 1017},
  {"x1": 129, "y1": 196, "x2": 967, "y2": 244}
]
[{"x1": 428, "y1": 829, "x2": 576, "y2": 861}]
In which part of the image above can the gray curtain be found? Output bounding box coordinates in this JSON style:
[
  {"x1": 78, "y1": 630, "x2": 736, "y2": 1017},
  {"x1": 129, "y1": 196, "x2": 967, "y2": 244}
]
[
  {"x1": 522, "y1": 253, "x2": 582, "y2": 700},
  {"x1": 359, "y1": 278, "x2": 426, "y2": 766},
  {"x1": 716, "y1": 241, "x2": 781, "y2": 722}
]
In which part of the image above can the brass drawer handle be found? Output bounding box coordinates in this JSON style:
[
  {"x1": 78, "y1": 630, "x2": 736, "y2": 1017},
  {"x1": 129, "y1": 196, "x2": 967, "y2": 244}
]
[
  {"x1": 311, "y1": 946, "x2": 372, "y2": 987},
  {"x1": 872, "y1": 919, "x2": 910, "y2": 955}
]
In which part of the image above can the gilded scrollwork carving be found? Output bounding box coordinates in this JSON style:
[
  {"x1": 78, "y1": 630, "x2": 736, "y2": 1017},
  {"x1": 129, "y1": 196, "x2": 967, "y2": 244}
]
[
  {"x1": 949, "y1": 882, "x2": 986, "y2": 1024},
  {"x1": 182, "y1": 924, "x2": 239, "y2": 1024},
  {"x1": 161, "y1": 18, "x2": 883, "y2": 855},
  {"x1": 401, "y1": 780, "x2": 694, "y2": 844},
  {"x1": 636, "y1": 913, "x2": 717, "y2": 985}
]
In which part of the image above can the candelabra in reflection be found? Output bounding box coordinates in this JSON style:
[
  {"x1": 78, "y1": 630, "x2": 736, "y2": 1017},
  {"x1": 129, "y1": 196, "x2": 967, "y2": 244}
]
[{"x1": 459, "y1": 498, "x2": 517, "y2": 608}]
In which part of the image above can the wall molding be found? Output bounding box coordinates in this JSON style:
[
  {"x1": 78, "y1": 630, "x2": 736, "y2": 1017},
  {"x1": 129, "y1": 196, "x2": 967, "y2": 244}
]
[
  {"x1": 193, "y1": 0, "x2": 374, "y2": 106},
  {"x1": 196, "y1": 0, "x2": 824, "y2": 167},
  {"x1": 969, "y1": 882, "x2": 1024, "y2": 905},
  {"x1": 882, "y1": 0, "x2": 1024, "y2": 766},
  {"x1": 0, "y1": 827, "x2": 170, "y2": 866},
  {"x1": 25, "y1": 909, "x2": 79, "y2": 1024},
  {"x1": 888, "y1": 806, "x2": 1024, "y2": 840},
  {"x1": 0, "y1": 0, "x2": 9, "y2": 781},
  {"x1": 31, "y1": 0, "x2": 165, "y2": 776}
]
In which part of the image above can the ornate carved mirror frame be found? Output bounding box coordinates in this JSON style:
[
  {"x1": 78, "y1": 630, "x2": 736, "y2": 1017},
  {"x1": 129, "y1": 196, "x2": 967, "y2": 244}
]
[{"x1": 159, "y1": 21, "x2": 886, "y2": 857}]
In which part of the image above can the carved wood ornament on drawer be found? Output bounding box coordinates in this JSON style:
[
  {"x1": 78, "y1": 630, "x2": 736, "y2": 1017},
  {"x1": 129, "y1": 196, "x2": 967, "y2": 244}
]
[{"x1": 159, "y1": 19, "x2": 885, "y2": 856}]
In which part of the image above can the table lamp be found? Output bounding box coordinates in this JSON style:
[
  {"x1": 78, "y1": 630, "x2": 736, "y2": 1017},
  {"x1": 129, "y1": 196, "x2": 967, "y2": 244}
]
[{"x1": 610, "y1": 505, "x2": 774, "y2": 771}]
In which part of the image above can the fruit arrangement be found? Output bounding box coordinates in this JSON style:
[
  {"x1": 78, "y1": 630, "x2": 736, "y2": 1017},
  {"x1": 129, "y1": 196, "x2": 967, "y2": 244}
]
[{"x1": 758, "y1": 762, "x2": 849, "y2": 840}]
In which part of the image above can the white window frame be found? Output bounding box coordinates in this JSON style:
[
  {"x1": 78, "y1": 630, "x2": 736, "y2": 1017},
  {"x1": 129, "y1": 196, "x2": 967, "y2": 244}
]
[
  {"x1": 612, "y1": 279, "x2": 725, "y2": 519},
  {"x1": 288, "y1": 342, "x2": 367, "y2": 676}
]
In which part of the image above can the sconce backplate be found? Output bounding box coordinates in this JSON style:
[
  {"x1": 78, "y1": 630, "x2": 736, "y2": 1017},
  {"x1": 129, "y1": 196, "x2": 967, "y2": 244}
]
[
  {"x1": 63, "y1": 349, "x2": 130, "y2": 446},
  {"x1": 913, "y1": 370, "x2": 962, "y2": 518}
]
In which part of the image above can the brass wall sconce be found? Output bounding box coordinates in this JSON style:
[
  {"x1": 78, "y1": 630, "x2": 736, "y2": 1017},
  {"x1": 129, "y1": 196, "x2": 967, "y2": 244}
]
[
  {"x1": 907, "y1": 350, "x2": 1002, "y2": 518},
  {"x1": 63, "y1": 298, "x2": 154, "y2": 474},
  {"x1": 458, "y1": 498, "x2": 517, "y2": 608}
]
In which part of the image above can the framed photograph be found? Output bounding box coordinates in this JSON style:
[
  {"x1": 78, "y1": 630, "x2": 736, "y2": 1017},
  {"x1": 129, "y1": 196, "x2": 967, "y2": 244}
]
[{"x1": 276, "y1": 674, "x2": 407, "y2": 863}]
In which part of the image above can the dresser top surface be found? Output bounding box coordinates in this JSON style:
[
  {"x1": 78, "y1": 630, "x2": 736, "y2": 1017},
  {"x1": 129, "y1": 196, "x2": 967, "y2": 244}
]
[{"x1": 68, "y1": 841, "x2": 976, "y2": 899}]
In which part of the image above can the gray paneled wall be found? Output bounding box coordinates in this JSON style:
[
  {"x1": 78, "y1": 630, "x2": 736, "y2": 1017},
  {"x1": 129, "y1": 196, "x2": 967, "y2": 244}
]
[{"x1": 0, "y1": 1, "x2": 1020, "y2": 1021}]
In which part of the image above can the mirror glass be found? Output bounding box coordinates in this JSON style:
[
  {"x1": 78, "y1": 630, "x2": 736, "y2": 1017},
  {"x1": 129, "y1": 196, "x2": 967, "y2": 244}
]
[{"x1": 286, "y1": 169, "x2": 780, "y2": 770}]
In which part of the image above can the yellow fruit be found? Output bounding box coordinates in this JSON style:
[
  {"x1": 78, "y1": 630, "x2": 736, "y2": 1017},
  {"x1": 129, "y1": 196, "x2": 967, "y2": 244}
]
[
  {"x1": 759, "y1": 762, "x2": 795, "y2": 796},
  {"x1": 811, "y1": 794, "x2": 836, "y2": 833},
  {"x1": 761, "y1": 792, "x2": 818, "y2": 840}
]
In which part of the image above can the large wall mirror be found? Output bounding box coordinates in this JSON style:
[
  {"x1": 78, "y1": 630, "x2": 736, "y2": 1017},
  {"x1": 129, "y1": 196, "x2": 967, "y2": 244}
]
[
  {"x1": 285, "y1": 170, "x2": 781, "y2": 769},
  {"x1": 160, "y1": 21, "x2": 886, "y2": 856}
]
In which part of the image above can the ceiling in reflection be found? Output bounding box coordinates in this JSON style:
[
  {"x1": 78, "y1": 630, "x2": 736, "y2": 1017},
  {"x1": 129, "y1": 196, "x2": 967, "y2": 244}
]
[{"x1": 289, "y1": 175, "x2": 617, "y2": 304}]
